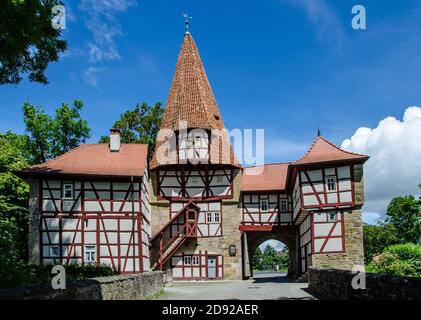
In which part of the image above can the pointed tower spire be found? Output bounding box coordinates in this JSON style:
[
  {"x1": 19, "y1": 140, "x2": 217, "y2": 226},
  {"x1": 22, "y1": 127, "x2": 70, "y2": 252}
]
[
  {"x1": 317, "y1": 128, "x2": 321, "y2": 137},
  {"x1": 150, "y1": 32, "x2": 239, "y2": 169}
]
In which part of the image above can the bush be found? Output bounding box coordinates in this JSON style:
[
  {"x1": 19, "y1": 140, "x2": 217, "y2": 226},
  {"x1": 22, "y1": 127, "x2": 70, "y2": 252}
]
[
  {"x1": 0, "y1": 219, "x2": 31, "y2": 288},
  {"x1": 27, "y1": 263, "x2": 115, "y2": 285},
  {"x1": 363, "y1": 223, "x2": 399, "y2": 263},
  {"x1": 367, "y1": 243, "x2": 421, "y2": 277}
]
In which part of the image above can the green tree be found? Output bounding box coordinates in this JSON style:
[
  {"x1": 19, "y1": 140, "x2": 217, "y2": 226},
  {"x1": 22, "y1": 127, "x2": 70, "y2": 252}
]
[
  {"x1": 0, "y1": 217, "x2": 30, "y2": 288},
  {"x1": 99, "y1": 102, "x2": 164, "y2": 160},
  {"x1": 386, "y1": 195, "x2": 421, "y2": 244},
  {"x1": 363, "y1": 223, "x2": 399, "y2": 263},
  {"x1": 0, "y1": 0, "x2": 67, "y2": 84},
  {"x1": 0, "y1": 132, "x2": 30, "y2": 259},
  {"x1": 23, "y1": 100, "x2": 91, "y2": 163}
]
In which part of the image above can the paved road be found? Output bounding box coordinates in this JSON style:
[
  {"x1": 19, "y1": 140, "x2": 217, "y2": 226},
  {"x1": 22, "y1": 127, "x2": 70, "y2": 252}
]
[{"x1": 155, "y1": 272, "x2": 315, "y2": 300}]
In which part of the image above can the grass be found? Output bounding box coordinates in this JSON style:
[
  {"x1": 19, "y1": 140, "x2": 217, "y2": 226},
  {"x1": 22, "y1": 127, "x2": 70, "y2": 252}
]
[{"x1": 145, "y1": 287, "x2": 166, "y2": 300}]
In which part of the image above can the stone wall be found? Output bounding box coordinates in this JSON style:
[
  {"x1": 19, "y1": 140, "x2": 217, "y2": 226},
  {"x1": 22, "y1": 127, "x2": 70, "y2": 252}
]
[
  {"x1": 308, "y1": 268, "x2": 421, "y2": 300},
  {"x1": 0, "y1": 272, "x2": 165, "y2": 300}
]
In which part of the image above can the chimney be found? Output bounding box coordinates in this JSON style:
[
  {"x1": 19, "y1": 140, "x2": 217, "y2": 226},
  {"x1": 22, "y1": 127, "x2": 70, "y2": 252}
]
[{"x1": 109, "y1": 128, "x2": 121, "y2": 152}]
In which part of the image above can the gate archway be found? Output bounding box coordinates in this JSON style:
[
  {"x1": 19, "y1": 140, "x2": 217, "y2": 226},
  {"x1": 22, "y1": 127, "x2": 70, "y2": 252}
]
[{"x1": 242, "y1": 226, "x2": 300, "y2": 279}]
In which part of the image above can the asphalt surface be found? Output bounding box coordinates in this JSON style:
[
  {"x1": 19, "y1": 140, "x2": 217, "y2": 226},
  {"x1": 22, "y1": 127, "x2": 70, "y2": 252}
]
[{"x1": 154, "y1": 272, "x2": 315, "y2": 300}]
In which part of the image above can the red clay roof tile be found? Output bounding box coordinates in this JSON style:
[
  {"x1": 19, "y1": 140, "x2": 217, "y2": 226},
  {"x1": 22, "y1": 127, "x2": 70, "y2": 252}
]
[{"x1": 17, "y1": 144, "x2": 148, "y2": 178}]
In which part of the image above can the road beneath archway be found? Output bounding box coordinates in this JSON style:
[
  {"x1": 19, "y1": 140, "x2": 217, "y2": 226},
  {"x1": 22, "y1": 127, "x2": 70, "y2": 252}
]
[{"x1": 154, "y1": 272, "x2": 316, "y2": 300}]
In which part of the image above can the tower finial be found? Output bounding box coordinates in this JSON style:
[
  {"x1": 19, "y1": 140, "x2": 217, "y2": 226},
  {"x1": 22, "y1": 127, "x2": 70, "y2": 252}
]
[
  {"x1": 317, "y1": 128, "x2": 321, "y2": 137},
  {"x1": 183, "y1": 13, "x2": 192, "y2": 34}
]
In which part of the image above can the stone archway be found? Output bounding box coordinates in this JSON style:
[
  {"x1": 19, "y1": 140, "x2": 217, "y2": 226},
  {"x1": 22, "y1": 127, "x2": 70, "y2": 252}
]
[{"x1": 242, "y1": 226, "x2": 300, "y2": 279}]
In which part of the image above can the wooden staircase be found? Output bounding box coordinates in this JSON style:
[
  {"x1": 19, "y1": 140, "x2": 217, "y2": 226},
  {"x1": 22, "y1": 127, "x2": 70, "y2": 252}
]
[{"x1": 150, "y1": 201, "x2": 200, "y2": 271}]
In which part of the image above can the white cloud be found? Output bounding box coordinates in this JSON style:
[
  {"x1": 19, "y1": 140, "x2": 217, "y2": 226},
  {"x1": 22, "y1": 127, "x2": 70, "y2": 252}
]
[
  {"x1": 84, "y1": 67, "x2": 106, "y2": 87},
  {"x1": 341, "y1": 106, "x2": 421, "y2": 220},
  {"x1": 79, "y1": 0, "x2": 137, "y2": 62},
  {"x1": 259, "y1": 240, "x2": 285, "y2": 252}
]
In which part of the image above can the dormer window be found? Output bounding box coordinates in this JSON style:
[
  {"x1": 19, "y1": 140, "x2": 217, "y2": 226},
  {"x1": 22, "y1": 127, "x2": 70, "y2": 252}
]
[{"x1": 63, "y1": 182, "x2": 74, "y2": 199}]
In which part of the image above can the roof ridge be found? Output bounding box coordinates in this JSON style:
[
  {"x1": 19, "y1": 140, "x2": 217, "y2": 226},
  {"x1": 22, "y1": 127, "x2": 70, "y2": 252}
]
[
  {"x1": 293, "y1": 136, "x2": 320, "y2": 164},
  {"x1": 244, "y1": 162, "x2": 291, "y2": 169},
  {"x1": 317, "y1": 136, "x2": 367, "y2": 157}
]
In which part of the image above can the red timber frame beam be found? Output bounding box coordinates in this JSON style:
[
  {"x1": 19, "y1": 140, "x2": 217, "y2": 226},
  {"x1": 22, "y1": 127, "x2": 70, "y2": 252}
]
[
  {"x1": 299, "y1": 165, "x2": 355, "y2": 210},
  {"x1": 312, "y1": 211, "x2": 346, "y2": 254},
  {"x1": 38, "y1": 177, "x2": 148, "y2": 274},
  {"x1": 240, "y1": 193, "x2": 293, "y2": 230},
  {"x1": 156, "y1": 166, "x2": 234, "y2": 201}
]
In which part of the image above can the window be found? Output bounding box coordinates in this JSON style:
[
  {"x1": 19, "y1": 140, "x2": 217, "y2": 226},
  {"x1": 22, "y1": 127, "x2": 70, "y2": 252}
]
[
  {"x1": 191, "y1": 176, "x2": 199, "y2": 184},
  {"x1": 260, "y1": 199, "x2": 268, "y2": 211},
  {"x1": 194, "y1": 136, "x2": 202, "y2": 148},
  {"x1": 50, "y1": 246, "x2": 59, "y2": 257},
  {"x1": 206, "y1": 212, "x2": 220, "y2": 223},
  {"x1": 280, "y1": 199, "x2": 288, "y2": 211},
  {"x1": 186, "y1": 138, "x2": 193, "y2": 149},
  {"x1": 184, "y1": 256, "x2": 192, "y2": 265},
  {"x1": 326, "y1": 176, "x2": 336, "y2": 191},
  {"x1": 63, "y1": 182, "x2": 73, "y2": 199},
  {"x1": 84, "y1": 245, "x2": 96, "y2": 263},
  {"x1": 192, "y1": 256, "x2": 200, "y2": 266},
  {"x1": 328, "y1": 212, "x2": 338, "y2": 222},
  {"x1": 214, "y1": 212, "x2": 220, "y2": 223},
  {"x1": 216, "y1": 176, "x2": 223, "y2": 183}
]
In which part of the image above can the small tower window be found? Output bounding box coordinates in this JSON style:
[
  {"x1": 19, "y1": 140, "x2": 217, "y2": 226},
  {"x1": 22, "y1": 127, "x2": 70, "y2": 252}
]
[
  {"x1": 63, "y1": 182, "x2": 74, "y2": 199},
  {"x1": 191, "y1": 176, "x2": 199, "y2": 184},
  {"x1": 206, "y1": 212, "x2": 213, "y2": 223},
  {"x1": 192, "y1": 256, "x2": 200, "y2": 266},
  {"x1": 216, "y1": 176, "x2": 223, "y2": 184},
  {"x1": 326, "y1": 176, "x2": 336, "y2": 191},
  {"x1": 260, "y1": 199, "x2": 268, "y2": 212}
]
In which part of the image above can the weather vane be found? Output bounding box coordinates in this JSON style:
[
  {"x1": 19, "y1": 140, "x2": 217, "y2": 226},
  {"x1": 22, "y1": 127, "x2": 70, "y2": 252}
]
[{"x1": 183, "y1": 13, "x2": 192, "y2": 33}]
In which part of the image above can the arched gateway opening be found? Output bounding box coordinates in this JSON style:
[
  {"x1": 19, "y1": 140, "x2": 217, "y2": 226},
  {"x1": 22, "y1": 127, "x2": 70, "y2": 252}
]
[
  {"x1": 253, "y1": 240, "x2": 289, "y2": 275},
  {"x1": 242, "y1": 226, "x2": 300, "y2": 279}
]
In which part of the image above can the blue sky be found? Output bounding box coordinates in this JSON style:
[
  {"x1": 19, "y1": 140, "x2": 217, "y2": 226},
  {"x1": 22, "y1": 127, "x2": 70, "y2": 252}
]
[{"x1": 1, "y1": 0, "x2": 421, "y2": 224}]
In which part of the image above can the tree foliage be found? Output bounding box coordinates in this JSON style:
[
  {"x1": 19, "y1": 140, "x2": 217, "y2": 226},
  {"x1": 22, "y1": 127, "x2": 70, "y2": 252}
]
[
  {"x1": 0, "y1": 132, "x2": 30, "y2": 259},
  {"x1": 366, "y1": 243, "x2": 421, "y2": 277},
  {"x1": 0, "y1": 0, "x2": 67, "y2": 85},
  {"x1": 23, "y1": 100, "x2": 90, "y2": 164},
  {"x1": 99, "y1": 102, "x2": 164, "y2": 160},
  {"x1": 363, "y1": 223, "x2": 399, "y2": 263},
  {"x1": 253, "y1": 244, "x2": 289, "y2": 272},
  {"x1": 386, "y1": 195, "x2": 421, "y2": 244}
]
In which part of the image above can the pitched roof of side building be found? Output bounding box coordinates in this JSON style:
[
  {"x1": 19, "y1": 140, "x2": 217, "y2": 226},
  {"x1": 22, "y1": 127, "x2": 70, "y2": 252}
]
[
  {"x1": 17, "y1": 144, "x2": 148, "y2": 178},
  {"x1": 241, "y1": 136, "x2": 369, "y2": 192}
]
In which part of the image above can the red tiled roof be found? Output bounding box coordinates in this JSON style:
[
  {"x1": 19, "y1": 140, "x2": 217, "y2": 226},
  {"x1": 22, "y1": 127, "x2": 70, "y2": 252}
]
[
  {"x1": 17, "y1": 144, "x2": 148, "y2": 178},
  {"x1": 150, "y1": 33, "x2": 239, "y2": 169},
  {"x1": 293, "y1": 136, "x2": 368, "y2": 166},
  {"x1": 241, "y1": 163, "x2": 289, "y2": 192}
]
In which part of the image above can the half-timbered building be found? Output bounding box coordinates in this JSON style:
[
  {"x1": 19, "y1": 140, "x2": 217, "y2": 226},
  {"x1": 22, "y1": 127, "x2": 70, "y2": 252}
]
[
  {"x1": 19, "y1": 28, "x2": 368, "y2": 280},
  {"x1": 18, "y1": 131, "x2": 151, "y2": 274}
]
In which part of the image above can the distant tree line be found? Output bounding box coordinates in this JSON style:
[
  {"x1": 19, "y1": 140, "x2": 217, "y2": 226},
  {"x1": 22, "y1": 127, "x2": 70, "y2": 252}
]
[{"x1": 253, "y1": 245, "x2": 289, "y2": 272}]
